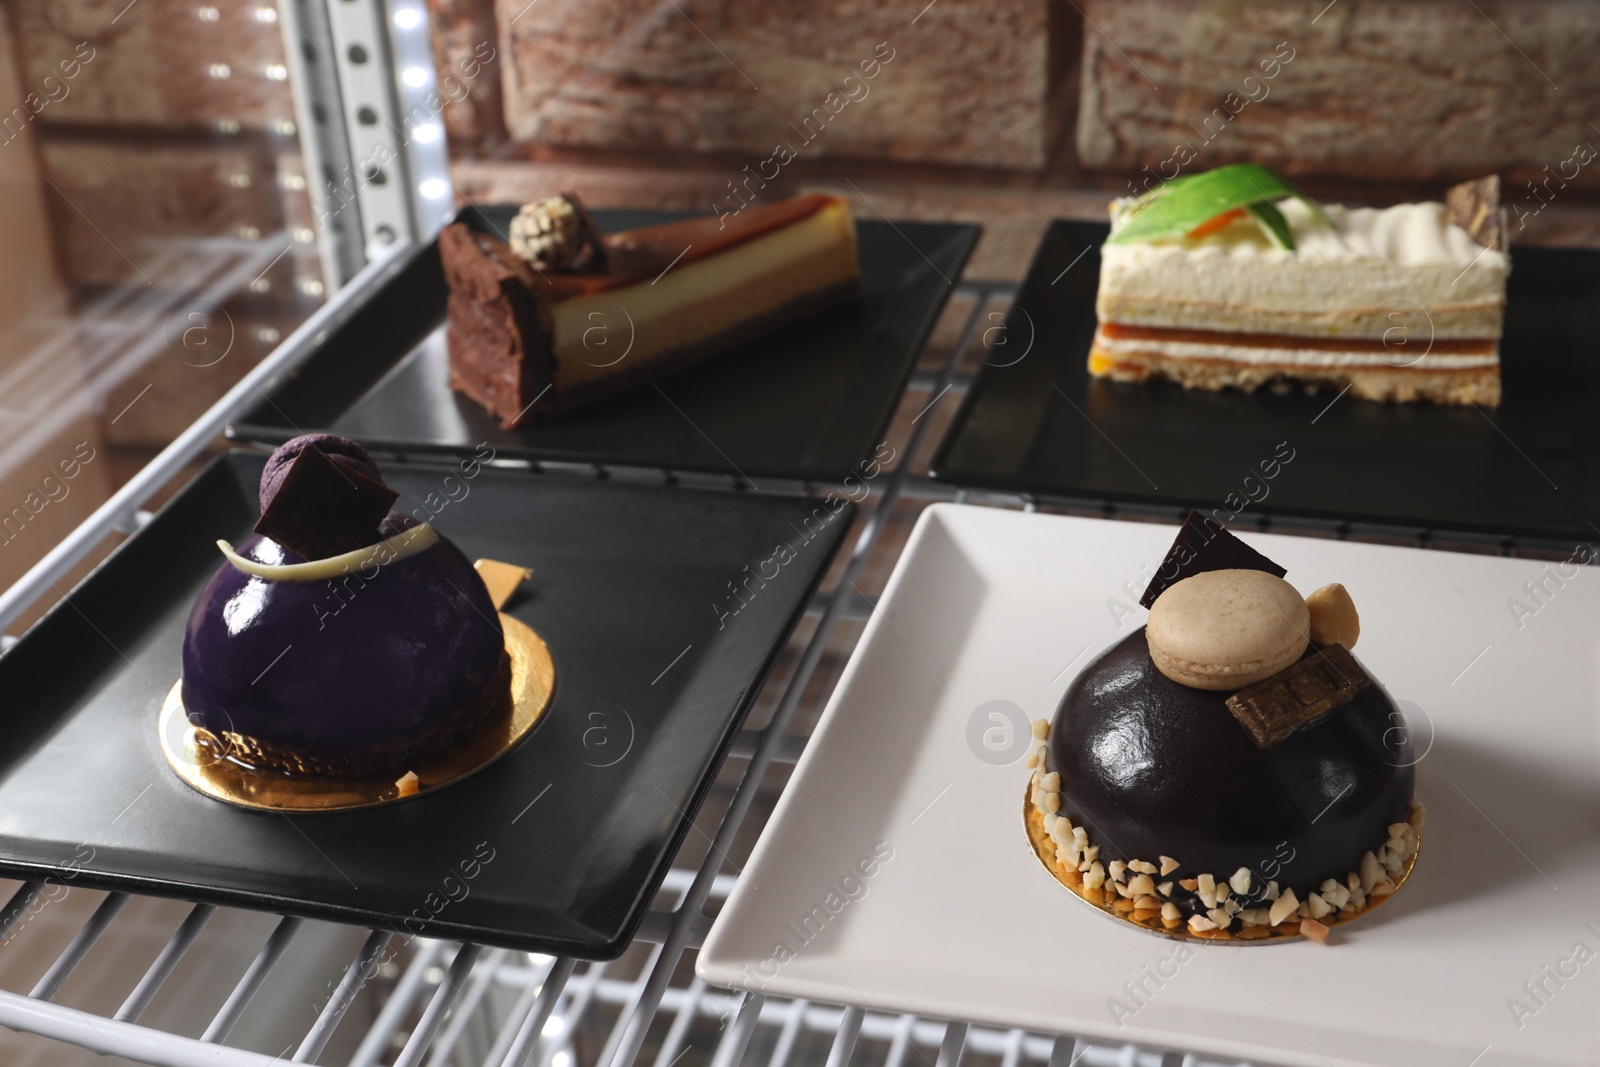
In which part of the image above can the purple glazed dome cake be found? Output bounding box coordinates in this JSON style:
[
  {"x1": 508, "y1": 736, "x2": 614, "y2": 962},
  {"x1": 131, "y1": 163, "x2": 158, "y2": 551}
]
[{"x1": 180, "y1": 435, "x2": 507, "y2": 778}]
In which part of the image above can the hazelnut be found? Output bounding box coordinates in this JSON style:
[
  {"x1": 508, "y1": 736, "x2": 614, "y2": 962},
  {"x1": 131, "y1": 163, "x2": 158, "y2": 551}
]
[{"x1": 1305, "y1": 583, "x2": 1359, "y2": 650}]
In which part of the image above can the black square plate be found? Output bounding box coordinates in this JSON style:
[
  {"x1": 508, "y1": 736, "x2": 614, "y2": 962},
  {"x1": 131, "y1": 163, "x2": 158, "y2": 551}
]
[
  {"x1": 0, "y1": 453, "x2": 850, "y2": 958},
  {"x1": 931, "y1": 221, "x2": 1600, "y2": 542},
  {"x1": 231, "y1": 207, "x2": 977, "y2": 484}
]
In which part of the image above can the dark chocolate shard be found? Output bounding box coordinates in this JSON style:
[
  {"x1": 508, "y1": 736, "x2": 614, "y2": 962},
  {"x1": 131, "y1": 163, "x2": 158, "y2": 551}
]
[
  {"x1": 560, "y1": 192, "x2": 609, "y2": 273},
  {"x1": 1139, "y1": 509, "x2": 1287, "y2": 609},
  {"x1": 258, "y1": 433, "x2": 385, "y2": 514},
  {"x1": 1445, "y1": 175, "x2": 1505, "y2": 252},
  {"x1": 253, "y1": 444, "x2": 398, "y2": 561},
  {"x1": 1225, "y1": 644, "x2": 1372, "y2": 749}
]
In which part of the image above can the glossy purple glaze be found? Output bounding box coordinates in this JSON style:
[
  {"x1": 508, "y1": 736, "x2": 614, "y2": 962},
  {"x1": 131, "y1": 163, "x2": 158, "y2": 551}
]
[{"x1": 180, "y1": 525, "x2": 504, "y2": 768}]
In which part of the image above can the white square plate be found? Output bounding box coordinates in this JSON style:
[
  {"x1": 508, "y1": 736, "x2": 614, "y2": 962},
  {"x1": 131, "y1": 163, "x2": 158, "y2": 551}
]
[{"x1": 699, "y1": 506, "x2": 1600, "y2": 1067}]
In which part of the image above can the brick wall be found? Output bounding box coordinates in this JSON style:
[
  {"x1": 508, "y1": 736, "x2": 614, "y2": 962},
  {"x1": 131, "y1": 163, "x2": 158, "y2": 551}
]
[
  {"x1": 1075, "y1": 0, "x2": 1600, "y2": 192},
  {"x1": 430, "y1": 0, "x2": 1600, "y2": 279}
]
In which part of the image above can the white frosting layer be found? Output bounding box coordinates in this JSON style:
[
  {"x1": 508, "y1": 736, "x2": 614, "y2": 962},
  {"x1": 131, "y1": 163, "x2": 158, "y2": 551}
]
[
  {"x1": 1101, "y1": 198, "x2": 1509, "y2": 317},
  {"x1": 1096, "y1": 334, "x2": 1499, "y2": 370}
]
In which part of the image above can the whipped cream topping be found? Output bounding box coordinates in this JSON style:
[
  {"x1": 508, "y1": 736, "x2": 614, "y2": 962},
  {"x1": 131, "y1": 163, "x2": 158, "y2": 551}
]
[{"x1": 1101, "y1": 197, "x2": 1509, "y2": 319}]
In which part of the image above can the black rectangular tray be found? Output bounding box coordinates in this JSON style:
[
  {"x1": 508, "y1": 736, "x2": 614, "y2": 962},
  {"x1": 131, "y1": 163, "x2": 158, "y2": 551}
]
[
  {"x1": 932, "y1": 220, "x2": 1600, "y2": 543},
  {"x1": 231, "y1": 206, "x2": 978, "y2": 485},
  {"x1": 0, "y1": 453, "x2": 850, "y2": 958}
]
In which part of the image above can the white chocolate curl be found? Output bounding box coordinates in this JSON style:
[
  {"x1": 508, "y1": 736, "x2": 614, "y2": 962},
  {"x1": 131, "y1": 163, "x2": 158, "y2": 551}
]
[{"x1": 217, "y1": 523, "x2": 437, "y2": 582}]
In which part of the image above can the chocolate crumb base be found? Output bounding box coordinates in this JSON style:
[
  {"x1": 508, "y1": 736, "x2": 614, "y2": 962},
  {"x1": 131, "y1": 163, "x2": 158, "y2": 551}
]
[{"x1": 1023, "y1": 787, "x2": 1420, "y2": 944}]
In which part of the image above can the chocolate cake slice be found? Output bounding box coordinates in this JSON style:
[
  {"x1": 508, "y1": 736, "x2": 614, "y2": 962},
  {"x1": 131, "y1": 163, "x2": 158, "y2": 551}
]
[{"x1": 441, "y1": 194, "x2": 861, "y2": 427}]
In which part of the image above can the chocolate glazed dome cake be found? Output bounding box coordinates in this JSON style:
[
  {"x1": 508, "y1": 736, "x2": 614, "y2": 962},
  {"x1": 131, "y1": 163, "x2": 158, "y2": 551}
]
[
  {"x1": 179, "y1": 434, "x2": 508, "y2": 778},
  {"x1": 1025, "y1": 512, "x2": 1423, "y2": 943}
]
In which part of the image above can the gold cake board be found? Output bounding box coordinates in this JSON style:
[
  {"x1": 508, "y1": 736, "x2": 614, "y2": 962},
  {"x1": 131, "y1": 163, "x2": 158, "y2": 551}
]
[
  {"x1": 160, "y1": 613, "x2": 553, "y2": 813},
  {"x1": 1024, "y1": 785, "x2": 1419, "y2": 945}
]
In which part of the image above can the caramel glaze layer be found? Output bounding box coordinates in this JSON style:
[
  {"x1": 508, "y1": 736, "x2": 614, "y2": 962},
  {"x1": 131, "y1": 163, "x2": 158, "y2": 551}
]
[
  {"x1": 520, "y1": 195, "x2": 838, "y2": 301},
  {"x1": 1100, "y1": 322, "x2": 1497, "y2": 355}
]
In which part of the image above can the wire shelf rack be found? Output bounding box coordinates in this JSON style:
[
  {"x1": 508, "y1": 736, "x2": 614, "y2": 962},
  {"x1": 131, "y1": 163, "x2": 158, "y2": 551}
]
[{"x1": 0, "y1": 271, "x2": 1584, "y2": 1067}]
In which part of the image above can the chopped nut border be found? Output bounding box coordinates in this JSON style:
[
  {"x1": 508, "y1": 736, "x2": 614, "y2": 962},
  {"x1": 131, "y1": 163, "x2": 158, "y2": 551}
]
[{"x1": 1024, "y1": 719, "x2": 1422, "y2": 944}]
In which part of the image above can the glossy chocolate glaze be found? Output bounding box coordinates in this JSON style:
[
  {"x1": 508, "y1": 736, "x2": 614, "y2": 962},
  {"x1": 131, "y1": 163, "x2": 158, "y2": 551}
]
[
  {"x1": 180, "y1": 523, "x2": 504, "y2": 772},
  {"x1": 1050, "y1": 628, "x2": 1413, "y2": 898}
]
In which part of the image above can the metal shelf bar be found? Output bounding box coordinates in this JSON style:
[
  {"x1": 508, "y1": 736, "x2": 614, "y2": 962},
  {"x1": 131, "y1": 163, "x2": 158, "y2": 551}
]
[
  {"x1": 424, "y1": 947, "x2": 508, "y2": 1067},
  {"x1": 596, "y1": 940, "x2": 669, "y2": 1067},
  {"x1": 764, "y1": 996, "x2": 809, "y2": 1067},
  {"x1": 393, "y1": 943, "x2": 482, "y2": 1067},
  {"x1": 28, "y1": 892, "x2": 128, "y2": 1000},
  {"x1": 0, "y1": 988, "x2": 290, "y2": 1067},
  {"x1": 349, "y1": 937, "x2": 449, "y2": 1067},
  {"x1": 496, "y1": 956, "x2": 577, "y2": 1067},
  {"x1": 530, "y1": 957, "x2": 608, "y2": 1060},
  {"x1": 708, "y1": 991, "x2": 767, "y2": 1067},
  {"x1": 114, "y1": 903, "x2": 217, "y2": 1023},
  {"x1": 648, "y1": 976, "x2": 707, "y2": 1067},
  {"x1": 999, "y1": 1027, "x2": 1026, "y2": 1067},
  {"x1": 882, "y1": 1012, "x2": 919, "y2": 1067},
  {"x1": 822, "y1": 1006, "x2": 865, "y2": 1067},
  {"x1": 0, "y1": 882, "x2": 43, "y2": 941},
  {"x1": 937, "y1": 1022, "x2": 969, "y2": 1067},
  {"x1": 477, "y1": 956, "x2": 555, "y2": 1067},
  {"x1": 200, "y1": 915, "x2": 304, "y2": 1044},
  {"x1": 295, "y1": 929, "x2": 394, "y2": 1063}
]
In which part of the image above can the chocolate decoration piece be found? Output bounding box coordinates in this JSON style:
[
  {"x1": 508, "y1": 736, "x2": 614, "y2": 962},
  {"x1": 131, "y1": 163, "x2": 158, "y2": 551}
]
[
  {"x1": 508, "y1": 193, "x2": 608, "y2": 274},
  {"x1": 1050, "y1": 629, "x2": 1412, "y2": 889},
  {"x1": 474, "y1": 558, "x2": 533, "y2": 610},
  {"x1": 253, "y1": 444, "x2": 399, "y2": 561},
  {"x1": 562, "y1": 193, "x2": 609, "y2": 273},
  {"x1": 1226, "y1": 644, "x2": 1372, "y2": 748},
  {"x1": 258, "y1": 433, "x2": 384, "y2": 512},
  {"x1": 1445, "y1": 175, "x2": 1505, "y2": 252},
  {"x1": 1139, "y1": 509, "x2": 1288, "y2": 608}
]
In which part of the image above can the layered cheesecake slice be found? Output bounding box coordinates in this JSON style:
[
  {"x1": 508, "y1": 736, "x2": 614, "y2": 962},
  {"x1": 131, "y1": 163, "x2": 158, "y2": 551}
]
[
  {"x1": 1089, "y1": 168, "x2": 1509, "y2": 406},
  {"x1": 441, "y1": 193, "x2": 859, "y2": 426}
]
